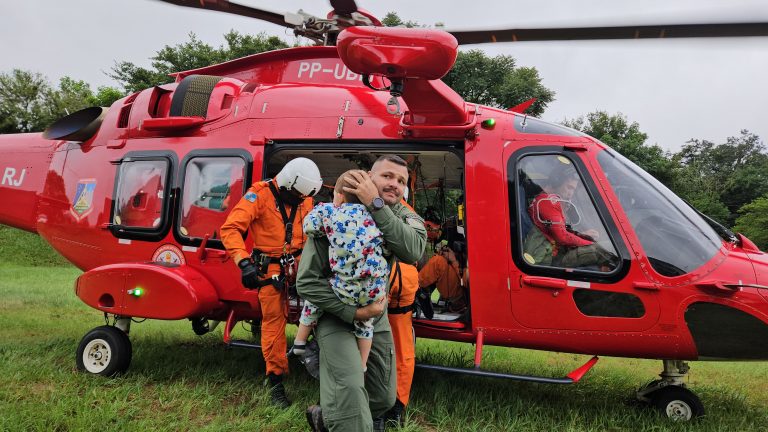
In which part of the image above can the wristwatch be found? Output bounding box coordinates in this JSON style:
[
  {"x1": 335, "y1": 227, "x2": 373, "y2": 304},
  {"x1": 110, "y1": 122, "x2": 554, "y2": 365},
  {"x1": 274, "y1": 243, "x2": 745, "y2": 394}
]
[{"x1": 371, "y1": 196, "x2": 385, "y2": 211}]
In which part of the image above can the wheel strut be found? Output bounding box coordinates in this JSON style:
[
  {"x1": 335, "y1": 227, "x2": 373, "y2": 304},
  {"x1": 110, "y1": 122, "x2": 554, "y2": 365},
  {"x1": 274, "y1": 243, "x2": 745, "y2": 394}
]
[
  {"x1": 637, "y1": 359, "x2": 690, "y2": 401},
  {"x1": 115, "y1": 316, "x2": 131, "y2": 334}
]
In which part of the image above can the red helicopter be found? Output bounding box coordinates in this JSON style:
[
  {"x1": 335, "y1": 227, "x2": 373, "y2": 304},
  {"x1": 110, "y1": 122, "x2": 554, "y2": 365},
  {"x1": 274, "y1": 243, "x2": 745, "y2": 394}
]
[{"x1": 2, "y1": 0, "x2": 768, "y2": 421}]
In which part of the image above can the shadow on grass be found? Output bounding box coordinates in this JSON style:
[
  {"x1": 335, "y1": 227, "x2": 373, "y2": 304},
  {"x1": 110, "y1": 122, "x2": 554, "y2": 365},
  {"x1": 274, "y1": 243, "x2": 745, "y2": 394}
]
[{"x1": 109, "y1": 332, "x2": 317, "y2": 387}]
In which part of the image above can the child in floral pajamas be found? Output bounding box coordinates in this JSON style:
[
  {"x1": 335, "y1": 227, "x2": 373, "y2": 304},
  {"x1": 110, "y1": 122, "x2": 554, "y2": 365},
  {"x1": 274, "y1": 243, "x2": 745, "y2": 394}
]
[{"x1": 291, "y1": 170, "x2": 389, "y2": 371}]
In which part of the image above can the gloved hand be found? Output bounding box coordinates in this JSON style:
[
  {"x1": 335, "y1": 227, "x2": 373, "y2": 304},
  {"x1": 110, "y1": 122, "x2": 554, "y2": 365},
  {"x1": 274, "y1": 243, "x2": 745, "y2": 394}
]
[{"x1": 238, "y1": 258, "x2": 261, "y2": 289}]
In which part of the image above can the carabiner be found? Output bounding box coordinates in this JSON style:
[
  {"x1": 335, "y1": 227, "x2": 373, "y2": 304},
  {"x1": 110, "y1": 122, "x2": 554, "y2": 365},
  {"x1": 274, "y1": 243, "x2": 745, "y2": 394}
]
[{"x1": 386, "y1": 96, "x2": 401, "y2": 115}]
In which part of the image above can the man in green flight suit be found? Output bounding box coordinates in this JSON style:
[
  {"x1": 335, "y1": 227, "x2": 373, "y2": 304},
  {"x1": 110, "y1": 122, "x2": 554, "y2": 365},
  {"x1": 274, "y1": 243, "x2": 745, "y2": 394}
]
[{"x1": 297, "y1": 155, "x2": 427, "y2": 432}]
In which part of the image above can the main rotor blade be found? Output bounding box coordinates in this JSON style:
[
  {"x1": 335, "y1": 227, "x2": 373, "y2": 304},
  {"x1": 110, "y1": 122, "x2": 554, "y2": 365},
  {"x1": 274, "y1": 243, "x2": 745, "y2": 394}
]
[
  {"x1": 154, "y1": 0, "x2": 290, "y2": 28},
  {"x1": 449, "y1": 22, "x2": 768, "y2": 45},
  {"x1": 330, "y1": 0, "x2": 358, "y2": 16}
]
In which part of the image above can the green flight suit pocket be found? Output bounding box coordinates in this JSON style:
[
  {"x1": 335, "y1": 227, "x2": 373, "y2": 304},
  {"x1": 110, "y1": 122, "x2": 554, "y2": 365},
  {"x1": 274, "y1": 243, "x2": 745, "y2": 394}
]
[{"x1": 523, "y1": 227, "x2": 553, "y2": 265}]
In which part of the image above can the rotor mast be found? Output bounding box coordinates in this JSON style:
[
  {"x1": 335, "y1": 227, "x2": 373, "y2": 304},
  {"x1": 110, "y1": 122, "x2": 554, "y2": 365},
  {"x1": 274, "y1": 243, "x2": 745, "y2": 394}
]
[{"x1": 285, "y1": 9, "x2": 378, "y2": 46}]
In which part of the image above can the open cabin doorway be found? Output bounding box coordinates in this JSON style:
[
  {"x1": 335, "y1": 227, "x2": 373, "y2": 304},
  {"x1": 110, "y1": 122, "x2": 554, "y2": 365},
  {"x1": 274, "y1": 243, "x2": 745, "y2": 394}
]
[{"x1": 265, "y1": 143, "x2": 469, "y2": 328}]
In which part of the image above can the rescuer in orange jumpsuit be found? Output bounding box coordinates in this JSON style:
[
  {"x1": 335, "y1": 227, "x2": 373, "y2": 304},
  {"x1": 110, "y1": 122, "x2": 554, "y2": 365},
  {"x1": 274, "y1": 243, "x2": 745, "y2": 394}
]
[
  {"x1": 385, "y1": 260, "x2": 419, "y2": 426},
  {"x1": 419, "y1": 241, "x2": 467, "y2": 312},
  {"x1": 220, "y1": 157, "x2": 322, "y2": 409},
  {"x1": 381, "y1": 195, "x2": 421, "y2": 426}
]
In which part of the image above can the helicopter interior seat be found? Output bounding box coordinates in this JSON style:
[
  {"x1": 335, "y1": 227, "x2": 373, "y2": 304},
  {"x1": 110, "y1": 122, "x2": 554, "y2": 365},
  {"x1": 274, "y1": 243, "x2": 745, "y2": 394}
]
[
  {"x1": 518, "y1": 173, "x2": 541, "y2": 240},
  {"x1": 519, "y1": 188, "x2": 534, "y2": 240},
  {"x1": 194, "y1": 183, "x2": 230, "y2": 210},
  {"x1": 197, "y1": 177, "x2": 243, "y2": 211}
]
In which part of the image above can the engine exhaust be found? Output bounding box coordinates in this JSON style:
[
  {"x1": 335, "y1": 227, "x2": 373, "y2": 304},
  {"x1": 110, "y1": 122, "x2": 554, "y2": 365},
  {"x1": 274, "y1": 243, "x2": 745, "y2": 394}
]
[{"x1": 43, "y1": 106, "x2": 107, "y2": 142}]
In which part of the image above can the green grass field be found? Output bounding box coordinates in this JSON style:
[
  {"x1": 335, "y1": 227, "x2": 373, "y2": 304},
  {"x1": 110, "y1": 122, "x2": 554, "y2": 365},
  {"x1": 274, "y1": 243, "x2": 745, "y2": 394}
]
[{"x1": 1, "y1": 225, "x2": 767, "y2": 431}]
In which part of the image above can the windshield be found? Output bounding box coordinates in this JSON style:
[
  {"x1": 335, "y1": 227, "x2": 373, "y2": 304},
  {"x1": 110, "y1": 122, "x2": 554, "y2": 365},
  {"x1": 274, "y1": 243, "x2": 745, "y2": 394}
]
[{"x1": 597, "y1": 149, "x2": 722, "y2": 277}]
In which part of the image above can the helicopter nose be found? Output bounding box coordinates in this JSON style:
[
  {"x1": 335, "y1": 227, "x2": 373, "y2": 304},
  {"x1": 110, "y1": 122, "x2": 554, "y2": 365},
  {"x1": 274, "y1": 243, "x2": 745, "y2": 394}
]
[
  {"x1": 745, "y1": 252, "x2": 768, "y2": 302},
  {"x1": 752, "y1": 281, "x2": 768, "y2": 300},
  {"x1": 760, "y1": 288, "x2": 768, "y2": 303}
]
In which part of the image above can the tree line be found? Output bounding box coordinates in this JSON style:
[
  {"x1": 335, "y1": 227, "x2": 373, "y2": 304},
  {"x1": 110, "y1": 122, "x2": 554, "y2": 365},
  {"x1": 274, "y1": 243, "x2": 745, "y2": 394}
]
[{"x1": 1, "y1": 24, "x2": 766, "y2": 248}]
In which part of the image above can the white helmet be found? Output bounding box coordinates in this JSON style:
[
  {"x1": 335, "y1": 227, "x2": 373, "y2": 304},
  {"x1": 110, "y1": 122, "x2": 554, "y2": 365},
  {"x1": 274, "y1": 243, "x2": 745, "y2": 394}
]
[{"x1": 275, "y1": 157, "x2": 322, "y2": 197}]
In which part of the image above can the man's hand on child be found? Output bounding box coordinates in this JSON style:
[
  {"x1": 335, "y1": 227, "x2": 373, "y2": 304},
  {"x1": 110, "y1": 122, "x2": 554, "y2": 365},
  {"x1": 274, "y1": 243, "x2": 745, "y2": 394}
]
[
  {"x1": 355, "y1": 296, "x2": 386, "y2": 320},
  {"x1": 343, "y1": 170, "x2": 379, "y2": 207}
]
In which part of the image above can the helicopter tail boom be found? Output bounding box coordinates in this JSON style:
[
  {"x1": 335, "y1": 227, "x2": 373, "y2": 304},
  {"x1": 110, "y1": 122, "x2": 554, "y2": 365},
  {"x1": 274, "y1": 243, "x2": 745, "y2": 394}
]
[{"x1": 0, "y1": 133, "x2": 59, "y2": 234}]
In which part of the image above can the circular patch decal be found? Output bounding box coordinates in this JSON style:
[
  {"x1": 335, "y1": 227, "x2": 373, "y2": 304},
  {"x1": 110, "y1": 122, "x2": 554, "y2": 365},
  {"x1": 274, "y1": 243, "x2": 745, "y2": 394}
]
[
  {"x1": 557, "y1": 156, "x2": 571, "y2": 165},
  {"x1": 523, "y1": 253, "x2": 536, "y2": 265},
  {"x1": 152, "y1": 244, "x2": 186, "y2": 265}
]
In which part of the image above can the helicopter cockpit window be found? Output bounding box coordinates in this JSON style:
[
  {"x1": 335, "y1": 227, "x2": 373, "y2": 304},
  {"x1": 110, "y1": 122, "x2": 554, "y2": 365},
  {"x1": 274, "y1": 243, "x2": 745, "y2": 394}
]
[
  {"x1": 179, "y1": 157, "x2": 246, "y2": 240},
  {"x1": 517, "y1": 154, "x2": 619, "y2": 273},
  {"x1": 114, "y1": 159, "x2": 168, "y2": 229},
  {"x1": 597, "y1": 149, "x2": 722, "y2": 277},
  {"x1": 513, "y1": 116, "x2": 585, "y2": 137}
]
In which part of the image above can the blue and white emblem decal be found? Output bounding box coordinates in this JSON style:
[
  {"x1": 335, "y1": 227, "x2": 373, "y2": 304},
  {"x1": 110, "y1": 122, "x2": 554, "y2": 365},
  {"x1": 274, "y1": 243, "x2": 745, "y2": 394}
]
[
  {"x1": 244, "y1": 192, "x2": 257, "y2": 202},
  {"x1": 70, "y1": 179, "x2": 96, "y2": 220}
]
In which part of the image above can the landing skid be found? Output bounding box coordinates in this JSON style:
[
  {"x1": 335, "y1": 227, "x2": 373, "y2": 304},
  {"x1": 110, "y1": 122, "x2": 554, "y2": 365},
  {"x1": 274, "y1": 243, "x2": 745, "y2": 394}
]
[
  {"x1": 222, "y1": 309, "x2": 263, "y2": 350},
  {"x1": 416, "y1": 355, "x2": 599, "y2": 384}
]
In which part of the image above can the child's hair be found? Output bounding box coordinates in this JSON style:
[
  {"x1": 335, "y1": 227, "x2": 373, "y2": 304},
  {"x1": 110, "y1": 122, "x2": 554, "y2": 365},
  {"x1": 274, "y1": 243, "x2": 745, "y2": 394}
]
[{"x1": 334, "y1": 170, "x2": 362, "y2": 204}]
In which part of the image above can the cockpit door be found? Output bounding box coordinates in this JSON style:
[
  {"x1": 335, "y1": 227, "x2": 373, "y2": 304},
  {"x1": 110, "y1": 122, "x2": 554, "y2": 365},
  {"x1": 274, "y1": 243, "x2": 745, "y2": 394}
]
[{"x1": 504, "y1": 140, "x2": 660, "y2": 332}]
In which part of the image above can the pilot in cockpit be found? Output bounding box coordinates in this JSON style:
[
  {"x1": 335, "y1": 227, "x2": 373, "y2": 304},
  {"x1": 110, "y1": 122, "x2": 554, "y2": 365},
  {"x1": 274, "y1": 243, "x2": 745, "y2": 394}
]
[{"x1": 523, "y1": 168, "x2": 617, "y2": 270}]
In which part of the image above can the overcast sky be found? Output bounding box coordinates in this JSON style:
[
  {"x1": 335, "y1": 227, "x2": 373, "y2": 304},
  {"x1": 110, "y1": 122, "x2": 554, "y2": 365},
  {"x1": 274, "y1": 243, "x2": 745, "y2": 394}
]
[{"x1": 1, "y1": 0, "x2": 767, "y2": 151}]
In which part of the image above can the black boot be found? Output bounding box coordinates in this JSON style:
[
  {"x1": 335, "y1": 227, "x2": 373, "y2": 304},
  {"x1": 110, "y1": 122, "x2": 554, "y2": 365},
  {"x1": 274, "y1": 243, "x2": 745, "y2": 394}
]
[
  {"x1": 266, "y1": 373, "x2": 291, "y2": 409},
  {"x1": 415, "y1": 288, "x2": 434, "y2": 319},
  {"x1": 372, "y1": 416, "x2": 386, "y2": 432},
  {"x1": 306, "y1": 404, "x2": 328, "y2": 432},
  {"x1": 385, "y1": 399, "x2": 406, "y2": 428}
]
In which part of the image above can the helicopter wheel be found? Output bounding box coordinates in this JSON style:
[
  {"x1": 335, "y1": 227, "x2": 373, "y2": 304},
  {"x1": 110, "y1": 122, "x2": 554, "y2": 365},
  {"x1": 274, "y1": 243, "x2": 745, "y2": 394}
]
[
  {"x1": 191, "y1": 317, "x2": 210, "y2": 335},
  {"x1": 649, "y1": 386, "x2": 705, "y2": 421},
  {"x1": 76, "y1": 325, "x2": 132, "y2": 377}
]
